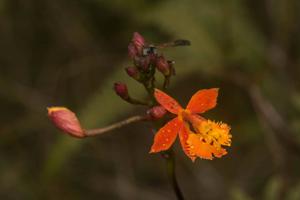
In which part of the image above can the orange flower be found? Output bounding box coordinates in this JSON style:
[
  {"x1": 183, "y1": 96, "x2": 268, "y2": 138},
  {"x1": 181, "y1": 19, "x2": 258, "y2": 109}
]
[{"x1": 150, "y1": 88, "x2": 231, "y2": 161}]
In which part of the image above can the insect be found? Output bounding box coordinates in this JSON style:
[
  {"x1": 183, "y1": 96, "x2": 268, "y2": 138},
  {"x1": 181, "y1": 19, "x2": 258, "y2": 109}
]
[
  {"x1": 142, "y1": 39, "x2": 191, "y2": 56},
  {"x1": 142, "y1": 45, "x2": 157, "y2": 56}
]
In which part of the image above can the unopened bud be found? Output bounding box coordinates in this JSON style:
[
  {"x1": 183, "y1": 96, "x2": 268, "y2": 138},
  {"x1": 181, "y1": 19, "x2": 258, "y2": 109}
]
[
  {"x1": 132, "y1": 32, "x2": 145, "y2": 53},
  {"x1": 156, "y1": 55, "x2": 170, "y2": 76},
  {"x1": 135, "y1": 56, "x2": 151, "y2": 71},
  {"x1": 125, "y1": 67, "x2": 141, "y2": 81},
  {"x1": 47, "y1": 107, "x2": 85, "y2": 138},
  {"x1": 128, "y1": 43, "x2": 138, "y2": 59},
  {"x1": 114, "y1": 82, "x2": 129, "y2": 100},
  {"x1": 147, "y1": 106, "x2": 167, "y2": 120}
]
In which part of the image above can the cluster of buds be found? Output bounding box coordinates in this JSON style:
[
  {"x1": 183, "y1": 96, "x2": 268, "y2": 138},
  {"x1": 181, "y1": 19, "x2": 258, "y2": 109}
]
[
  {"x1": 114, "y1": 32, "x2": 177, "y2": 105},
  {"x1": 128, "y1": 32, "x2": 174, "y2": 76}
]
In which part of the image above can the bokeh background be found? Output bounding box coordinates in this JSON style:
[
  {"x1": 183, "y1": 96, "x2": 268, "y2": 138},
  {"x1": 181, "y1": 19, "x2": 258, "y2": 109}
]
[{"x1": 1, "y1": 0, "x2": 300, "y2": 199}]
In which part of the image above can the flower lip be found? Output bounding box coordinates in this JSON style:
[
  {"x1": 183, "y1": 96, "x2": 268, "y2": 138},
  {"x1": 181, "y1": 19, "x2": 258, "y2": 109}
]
[{"x1": 186, "y1": 120, "x2": 231, "y2": 160}]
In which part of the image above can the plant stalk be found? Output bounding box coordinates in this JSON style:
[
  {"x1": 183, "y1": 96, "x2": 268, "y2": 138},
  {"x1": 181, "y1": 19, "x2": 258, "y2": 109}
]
[
  {"x1": 85, "y1": 115, "x2": 147, "y2": 137},
  {"x1": 163, "y1": 150, "x2": 185, "y2": 200}
]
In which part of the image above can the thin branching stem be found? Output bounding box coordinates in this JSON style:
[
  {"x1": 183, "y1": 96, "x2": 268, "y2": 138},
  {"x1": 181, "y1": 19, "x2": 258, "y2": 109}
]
[
  {"x1": 85, "y1": 115, "x2": 148, "y2": 137},
  {"x1": 163, "y1": 76, "x2": 170, "y2": 90},
  {"x1": 127, "y1": 97, "x2": 151, "y2": 106}
]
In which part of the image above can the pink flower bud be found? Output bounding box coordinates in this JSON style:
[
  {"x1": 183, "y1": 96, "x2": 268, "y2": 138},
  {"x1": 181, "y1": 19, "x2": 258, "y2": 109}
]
[
  {"x1": 132, "y1": 32, "x2": 145, "y2": 53},
  {"x1": 47, "y1": 107, "x2": 85, "y2": 138},
  {"x1": 135, "y1": 56, "x2": 151, "y2": 71},
  {"x1": 125, "y1": 67, "x2": 140, "y2": 80},
  {"x1": 147, "y1": 106, "x2": 167, "y2": 120},
  {"x1": 128, "y1": 43, "x2": 138, "y2": 59},
  {"x1": 114, "y1": 82, "x2": 129, "y2": 100},
  {"x1": 156, "y1": 55, "x2": 170, "y2": 76}
]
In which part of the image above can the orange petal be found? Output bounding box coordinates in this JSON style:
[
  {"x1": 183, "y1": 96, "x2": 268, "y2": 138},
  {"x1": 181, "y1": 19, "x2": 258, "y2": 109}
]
[
  {"x1": 179, "y1": 124, "x2": 196, "y2": 161},
  {"x1": 187, "y1": 134, "x2": 214, "y2": 160},
  {"x1": 150, "y1": 117, "x2": 183, "y2": 153},
  {"x1": 154, "y1": 89, "x2": 182, "y2": 114},
  {"x1": 212, "y1": 148, "x2": 227, "y2": 158},
  {"x1": 186, "y1": 88, "x2": 219, "y2": 114}
]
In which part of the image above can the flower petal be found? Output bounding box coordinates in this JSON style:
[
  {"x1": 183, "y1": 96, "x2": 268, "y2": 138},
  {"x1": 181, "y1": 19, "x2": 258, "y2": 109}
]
[
  {"x1": 154, "y1": 89, "x2": 182, "y2": 114},
  {"x1": 179, "y1": 123, "x2": 196, "y2": 161},
  {"x1": 150, "y1": 117, "x2": 183, "y2": 153},
  {"x1": 187, "y1": 134, "x2": 214, "y2": 160},
  {"x1": 186, "y1": 88, "x2": 219, "y2": 114}
]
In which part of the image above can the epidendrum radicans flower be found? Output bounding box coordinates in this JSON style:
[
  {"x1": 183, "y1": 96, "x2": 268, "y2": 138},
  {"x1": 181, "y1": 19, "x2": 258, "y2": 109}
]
[
  {"x1": 150, "y1": 88, "x2": 232, "y2": 161},
  {"x1": 47, "y1": 32, "x2": 231, "y2": 162}
]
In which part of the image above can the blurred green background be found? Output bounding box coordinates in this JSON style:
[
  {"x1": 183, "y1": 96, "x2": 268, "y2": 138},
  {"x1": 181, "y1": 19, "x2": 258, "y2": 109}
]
[{"x1": 1, "y1": 0, "x2": 300, "y2": 199}]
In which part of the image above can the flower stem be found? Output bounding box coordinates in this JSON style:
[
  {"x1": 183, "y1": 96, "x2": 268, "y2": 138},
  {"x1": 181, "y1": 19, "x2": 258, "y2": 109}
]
[
  {"x1": 163, "y1": 149, "x2": 185, "y2": 200},
  {"x1": 127, "y1": 97, "x2": 151, "y2": 106},
  {"x1": 163, "y1": 76, "x2": 170, "y2": 90},
  {"x1": 85, "y1": 115, "x2": 147, "y2": 137}
]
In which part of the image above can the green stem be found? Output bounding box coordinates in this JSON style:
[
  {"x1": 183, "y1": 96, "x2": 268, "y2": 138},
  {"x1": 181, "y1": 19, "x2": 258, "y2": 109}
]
[
  {"x1": 163, "y1": 150, "x2": 185, "y2": 200},
  {"x1": 85, "y1": 115, "x2": 148, "y2": 137},
  {"x1": 126, "y1": 97, "x2": 150, "y2": 106},
  {"x1": 163, "y1": 76, "x2": 170, "y2": 90},
  {"x1": 143, "y1": 82, "x2": 154, "y2": 96},
  {"x1": 143, "y1": 77, "x2": 156, "y2": 105}
]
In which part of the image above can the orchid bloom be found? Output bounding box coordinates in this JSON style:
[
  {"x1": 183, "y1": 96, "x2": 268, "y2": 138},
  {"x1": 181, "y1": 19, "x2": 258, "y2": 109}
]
[{"x1": 150, "y1": 88, "x2": 231, "y2": 161}]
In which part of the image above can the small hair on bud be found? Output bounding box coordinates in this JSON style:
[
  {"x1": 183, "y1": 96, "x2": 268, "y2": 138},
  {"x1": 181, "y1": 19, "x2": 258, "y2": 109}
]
[
  {"x1": 147, "y1": 106, "x2": 167, "y2": 120},
  {"x1": 114, "y1": 82, "x2": 129, "y2": 100},
  {"x1": 47, "y1": 107, "x2": 85, "y2": 138}
]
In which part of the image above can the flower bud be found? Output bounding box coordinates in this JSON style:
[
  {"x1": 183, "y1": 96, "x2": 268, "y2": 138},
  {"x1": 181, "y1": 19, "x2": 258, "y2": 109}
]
[
  {"x1": 47, "y1": 107, "x2": 85, "y2": 138},
  {"x1": 132, "y1": 32, "x2": 145, "y2": 53},
  {"x1": 147, "y1": 106, "x2": 167, "y2": 120},
  {"x1": 128, "y1": 43, "x2": 138, "y2": 59},
  {"x1": 156, "y1": 55, "x2": 170, "y2": 76},
  {"x1": 125, "y1": 67, "x2": 141, "y2": 81},
  {"x1": 114, "y1": 82, "x2": 129, "y2": 100},
  {"x1": 135, "y1": 56, "x2": 151, "y2": 71}
]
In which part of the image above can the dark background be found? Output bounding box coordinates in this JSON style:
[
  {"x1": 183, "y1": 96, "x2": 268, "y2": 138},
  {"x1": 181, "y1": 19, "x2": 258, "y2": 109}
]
[{"x1": 1, "y1": 0, "x2": 300, "y2": 199}]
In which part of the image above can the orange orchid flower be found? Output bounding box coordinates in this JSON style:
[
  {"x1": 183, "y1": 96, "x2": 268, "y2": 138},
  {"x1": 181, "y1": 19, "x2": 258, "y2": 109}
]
[{"x1": 150, "y1": 88, "x2": 232, "y2": 161}]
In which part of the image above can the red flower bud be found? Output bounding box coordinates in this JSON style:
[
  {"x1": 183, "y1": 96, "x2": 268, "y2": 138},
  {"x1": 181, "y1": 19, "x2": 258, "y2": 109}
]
[
  {"x1": 132, "y1": 32, "x2": 145, "y2": 53},
  {"x1": 125, "y1": 67, "x2": 140, "y2": 81},
  {"x1": 156, "y1": 55, "x2": 170, "y2": 76},
  {"x1": 47, "y1": 107, "x2": 85, "y2": 138},
  {"x1": 147, "y1": 106, "x2": 167, "y2": 120},
  {"x1": 114, "y1": 82, "x2": 129, "y2": 100}
]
